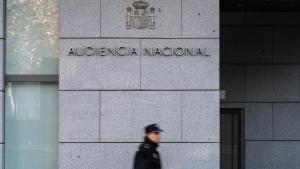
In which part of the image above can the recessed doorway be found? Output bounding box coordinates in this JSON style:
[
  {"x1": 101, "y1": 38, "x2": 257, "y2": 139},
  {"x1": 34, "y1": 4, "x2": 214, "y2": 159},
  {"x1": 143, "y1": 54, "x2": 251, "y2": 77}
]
[{"x1": 220, "y1": 108, "x2": 245, "y2": 169}]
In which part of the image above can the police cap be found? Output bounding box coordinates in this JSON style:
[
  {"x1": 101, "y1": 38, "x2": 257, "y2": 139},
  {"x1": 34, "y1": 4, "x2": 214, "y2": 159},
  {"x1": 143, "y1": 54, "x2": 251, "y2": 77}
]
[{"x1": 145, "y1": 123, "x2": 164, "y2": 134}]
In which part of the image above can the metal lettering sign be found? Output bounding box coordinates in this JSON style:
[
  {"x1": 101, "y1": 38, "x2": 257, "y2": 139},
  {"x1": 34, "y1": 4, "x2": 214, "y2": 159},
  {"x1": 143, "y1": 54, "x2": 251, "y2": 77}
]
[
  {"x1": 68, "y1": 47, "x2": 210, "y2": 57},
  {"x1": 126, "y1": 1, "x2": 156, "y2": 29}
]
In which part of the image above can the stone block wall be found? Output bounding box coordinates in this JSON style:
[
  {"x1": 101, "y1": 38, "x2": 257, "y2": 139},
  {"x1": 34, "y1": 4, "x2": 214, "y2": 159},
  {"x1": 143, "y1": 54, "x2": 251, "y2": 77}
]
[
  {"x1": 221, "y1": 10, "x2": 300, "y2": 169},
  {"x1": 59, "y1": 0, "x2": 220, "y2": 169}
]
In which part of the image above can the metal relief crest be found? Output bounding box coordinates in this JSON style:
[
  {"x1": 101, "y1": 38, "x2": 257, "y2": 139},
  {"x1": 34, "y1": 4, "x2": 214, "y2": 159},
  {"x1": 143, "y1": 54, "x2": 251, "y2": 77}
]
[{"x1": 126, "y1": 1, "x2": 156, "y2": 29}]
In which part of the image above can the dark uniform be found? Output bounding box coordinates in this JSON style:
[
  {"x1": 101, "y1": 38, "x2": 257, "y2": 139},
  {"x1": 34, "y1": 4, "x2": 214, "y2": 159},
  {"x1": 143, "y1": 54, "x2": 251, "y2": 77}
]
[
  {"x1": 133, "y1": 124, "x2": 164, "y2": 169},
  {"x1": 133, "y1": 136, "x2": 162, "y2": 169}
]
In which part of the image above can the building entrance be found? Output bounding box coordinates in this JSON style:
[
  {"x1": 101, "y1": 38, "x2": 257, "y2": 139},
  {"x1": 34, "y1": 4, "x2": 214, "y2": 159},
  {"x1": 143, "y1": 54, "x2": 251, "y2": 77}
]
[{"x1": 220, "y1": 108, "x2": 245, "y2": 169}]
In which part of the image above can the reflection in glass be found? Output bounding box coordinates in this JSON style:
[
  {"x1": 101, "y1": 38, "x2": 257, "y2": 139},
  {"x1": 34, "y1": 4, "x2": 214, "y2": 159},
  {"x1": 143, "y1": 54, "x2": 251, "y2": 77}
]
[
  {"x1": 6, "y1": 0, "x2": 59, "y2": 74},
  {"x1": 5, "y1": 82, "x2": 58, "y2": 169}
]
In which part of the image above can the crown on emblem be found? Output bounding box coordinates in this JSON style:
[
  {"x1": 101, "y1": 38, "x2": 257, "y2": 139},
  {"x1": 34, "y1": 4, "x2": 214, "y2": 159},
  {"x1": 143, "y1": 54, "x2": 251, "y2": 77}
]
[{"x1": 132, "y1": 1, "x2": 149, "y2": 9}]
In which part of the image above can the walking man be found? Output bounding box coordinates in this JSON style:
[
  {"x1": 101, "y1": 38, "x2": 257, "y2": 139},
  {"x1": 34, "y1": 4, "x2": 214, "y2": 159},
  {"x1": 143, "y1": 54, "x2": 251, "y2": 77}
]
[{"x1": 133, "y1": 123, "x2": 164, "y2": 169}]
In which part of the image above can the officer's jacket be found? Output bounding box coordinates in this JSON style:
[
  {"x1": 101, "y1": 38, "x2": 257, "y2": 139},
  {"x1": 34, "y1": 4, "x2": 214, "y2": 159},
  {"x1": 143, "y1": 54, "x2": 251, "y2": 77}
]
[{"x1": 133, "y1": 136, "x2": 162, "y2": 169}]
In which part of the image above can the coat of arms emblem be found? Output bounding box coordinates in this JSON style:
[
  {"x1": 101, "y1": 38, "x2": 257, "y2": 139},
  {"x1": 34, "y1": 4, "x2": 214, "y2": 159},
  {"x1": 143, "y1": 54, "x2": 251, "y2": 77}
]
[{"x1": 126, "y1": 1, "x2": 156, "y2": 29}]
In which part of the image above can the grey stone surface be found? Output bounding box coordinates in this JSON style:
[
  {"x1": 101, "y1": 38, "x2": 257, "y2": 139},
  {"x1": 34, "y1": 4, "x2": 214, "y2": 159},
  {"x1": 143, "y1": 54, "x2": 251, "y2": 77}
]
[
  {"x1": 59, "y1": 143, "x2": 105, "y2": 169},
  {"x1": 182, "y1": 91, "x2": 219, "y2": 142},
  {"x1": 221, "y1": 103, "x2": 273, "y2": 140},
  {"x1": 60, "y1": 0, "x2": 100, "y2": 37},
  {"x1": 273, "y1": 103, "x2": 300, "y2": 140},
  {"x1": 0, "y1": 144, "x2": 2, "y2": 169},
  {"x1": 246, "y1": 65, "x2": 299, "y2": 102},
  {"x1": 0, "y1": 0, "x2": 2, "y2": 38},
  {"x1": 244, "y1": 104, "x2": 273, "y2": 140},
  {"x1": 60, "y1": 143, "x2": 139, "y2": 169},
  {"x1": 246, "y1": 141, "x2": 300, "y2": 169},
  {"x1": 0, "y1": 40, "x2": 3, "y2": 90},
  {"x1": 246, "y1": 141, "x2": 273, "y2": 169},
  {"x1": 273, "y1": 141, "x2": 300, "y2": 169},
  {"x1": 182, "y1": 0, "x2": 219, "y2": 38},
  {"x1": 59, "y1": 39, "x2": 140, "y2": 90},
  {"x1": 221, "y1": 27, "x2": 273, "y2": 63},
  {"x1": 59, "y1": 143, "x2": 219, "y2": 169},
  {"x1": 160, "y1": 143, "x2": 219, "y2": 169},
  {"x1": 0, "y1": 92, "x2": 3, "y2": 143},
  {"x1": 100, "y1": 91, "x2": 181, "y2": 142},
  {"x1": 221, "y1": 12, "x2": 246, "y2": 26},
  {"x1": 141, "y1": 39, "x2": 219, "y2": 90},
  {"x1": 246, "y1": 12, "x2": 300, "y2": 25},
  {"x1": 220, "y1": 65, "x2": 246, "y2": 102},
  {"x1": 273, "y1": 27, "x2": 300, "y2": 63},
  {"x1": 100, "y1": 143, "x2": 139, "y2": 169},
  {"x1": 59, "y1": 91, "x2": 100, "y2": 142},
  {"x1": 101, "y1": 0, "x2": 181, "y2": 38}
]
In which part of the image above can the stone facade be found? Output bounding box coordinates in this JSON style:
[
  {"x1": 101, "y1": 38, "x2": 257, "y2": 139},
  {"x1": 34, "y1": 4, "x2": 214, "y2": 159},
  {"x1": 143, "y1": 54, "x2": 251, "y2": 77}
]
[
  {"x1": 59, "y1": 0, "x2": 220, "y2": 169},
  {"x1": 0, "y1": 0, "x2": 3, "y2": 168},
  {"x1": 0, "y1": 1, "x2": 298, "y2": 169}
]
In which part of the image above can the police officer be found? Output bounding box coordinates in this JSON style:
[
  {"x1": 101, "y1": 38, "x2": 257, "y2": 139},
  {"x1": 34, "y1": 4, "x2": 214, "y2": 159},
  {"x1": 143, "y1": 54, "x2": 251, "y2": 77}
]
[{"x1": 133, "y1": 123, "x2": 164, "y2": 169}]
